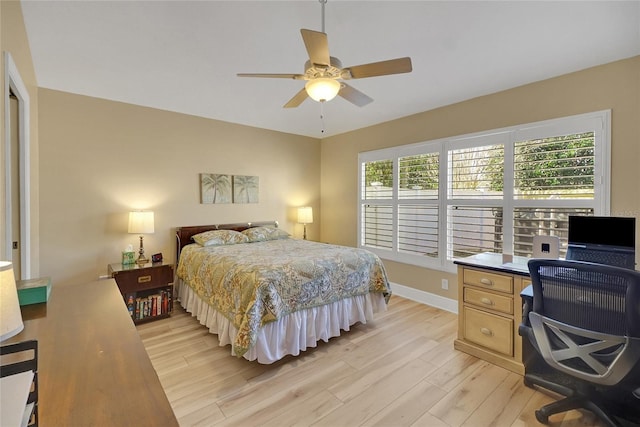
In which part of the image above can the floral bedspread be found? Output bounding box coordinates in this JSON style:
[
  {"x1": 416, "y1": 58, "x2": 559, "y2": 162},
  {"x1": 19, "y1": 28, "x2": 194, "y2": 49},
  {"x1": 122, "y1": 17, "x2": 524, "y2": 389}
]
[{"x1": 177, "y1": 238, "x2": 391, "y2": 357}]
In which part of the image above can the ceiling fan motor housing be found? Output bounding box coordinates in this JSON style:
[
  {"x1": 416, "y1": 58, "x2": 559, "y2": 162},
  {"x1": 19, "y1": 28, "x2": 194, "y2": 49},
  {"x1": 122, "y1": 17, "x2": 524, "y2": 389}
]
[{"x1": 303, "y1": 57, "x2": 347, "y2": 80}]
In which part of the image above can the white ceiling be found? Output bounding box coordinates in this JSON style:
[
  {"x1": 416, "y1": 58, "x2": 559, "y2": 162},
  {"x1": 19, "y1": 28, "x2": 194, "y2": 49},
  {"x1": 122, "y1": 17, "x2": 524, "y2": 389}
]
[{"x1": 20, "y1": 0, "x2": 640, "y2": 138}]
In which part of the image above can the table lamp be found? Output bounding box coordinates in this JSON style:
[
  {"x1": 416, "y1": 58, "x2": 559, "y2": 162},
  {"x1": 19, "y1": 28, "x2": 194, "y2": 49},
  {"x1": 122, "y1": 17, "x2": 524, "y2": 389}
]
[
  {"x1": 128, "y1": 211, "x2": 154, "y2": 266},
  {"x1": 297, "y1": 207, "x2": 313, "y2": 240},
  {"x1": 0, "y1": 261, "x2": 24, "y2": 341}
]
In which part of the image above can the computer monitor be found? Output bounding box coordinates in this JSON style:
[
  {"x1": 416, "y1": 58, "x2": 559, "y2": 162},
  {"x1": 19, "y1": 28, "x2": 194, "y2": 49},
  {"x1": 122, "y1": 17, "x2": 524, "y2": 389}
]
[{"x1": 567, "y1": 215, "x2": 636, "y2": 269}]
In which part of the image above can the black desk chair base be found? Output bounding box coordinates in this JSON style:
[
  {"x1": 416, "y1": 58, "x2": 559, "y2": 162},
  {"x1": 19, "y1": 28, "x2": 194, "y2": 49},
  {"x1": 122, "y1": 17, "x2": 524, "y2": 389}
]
[
  {"x1": 524, "y1": 373, "x2": 620, "y2": 426},
  {"x1": 521, "y1": 323, "x2": 640, "y2": 427}
]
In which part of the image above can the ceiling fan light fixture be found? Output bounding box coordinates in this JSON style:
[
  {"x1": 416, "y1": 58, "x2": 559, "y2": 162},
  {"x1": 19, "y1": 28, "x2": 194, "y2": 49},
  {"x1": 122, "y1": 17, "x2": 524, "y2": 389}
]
[{"x1": 305, "y1": 78, "x2": 341, "y2": 102}]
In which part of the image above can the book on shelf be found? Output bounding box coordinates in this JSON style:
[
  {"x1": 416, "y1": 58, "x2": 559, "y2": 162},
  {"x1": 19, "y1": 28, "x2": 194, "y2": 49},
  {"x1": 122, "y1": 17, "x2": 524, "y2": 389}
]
[
  {"x1": 136, "y1": 297, "x2": 142, "y2": 320},
  {"x1": 162, "y1": 293, "x2": 169, "y2": 314},
  {"x1": 151, "y1": 295, "x2": 157, "y2": 317}
]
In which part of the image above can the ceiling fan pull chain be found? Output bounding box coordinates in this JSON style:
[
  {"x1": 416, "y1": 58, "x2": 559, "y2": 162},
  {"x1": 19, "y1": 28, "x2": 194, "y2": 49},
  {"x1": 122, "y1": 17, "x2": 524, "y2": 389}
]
[{"x1": 320, "y1": 101, "x2": 325, "y2": 134}]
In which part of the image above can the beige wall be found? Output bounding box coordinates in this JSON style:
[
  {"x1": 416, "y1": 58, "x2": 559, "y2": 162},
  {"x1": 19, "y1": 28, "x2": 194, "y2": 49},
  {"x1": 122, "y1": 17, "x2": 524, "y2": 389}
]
[
  {"x1": 321, "y1": 56, "x2": 640, "y2": 300},
  {"x1": 38, "y1": 89, "x2": 320, "y2": 286},
  {"x1": 0, "y1": 1, "x2": 40, "y2": 276}
]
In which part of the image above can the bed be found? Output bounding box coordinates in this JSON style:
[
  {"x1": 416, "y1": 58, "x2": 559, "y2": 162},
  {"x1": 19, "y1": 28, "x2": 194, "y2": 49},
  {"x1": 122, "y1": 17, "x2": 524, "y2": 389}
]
[{"x1": 175, "y1": 221, "x2": 391, "y2": 363}]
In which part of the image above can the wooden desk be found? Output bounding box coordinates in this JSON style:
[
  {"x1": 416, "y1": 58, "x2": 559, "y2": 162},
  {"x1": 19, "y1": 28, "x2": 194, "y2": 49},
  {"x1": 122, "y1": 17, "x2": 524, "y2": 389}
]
[
  {"x1": 8, "y1": 279, "x2": 178, "y2": 426},
  {"x1": 454, "y1": 253, "x2": 531, "y2": 375}
]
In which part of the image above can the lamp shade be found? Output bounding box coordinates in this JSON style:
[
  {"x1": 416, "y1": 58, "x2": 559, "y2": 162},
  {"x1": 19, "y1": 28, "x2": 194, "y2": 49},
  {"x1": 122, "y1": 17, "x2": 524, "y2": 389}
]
[
  {"x1": 298, "y1": 207, "x2": 313, "y2": 225},
  {"x1": 0, "y1": 261, "x2": 24, "y2": 342},
  {"x1": 305, "y1": 78, "x2": 341, "y2": 102},
  {"x1": 128, "y1": 211, "x2": 155, "y2": 234}
]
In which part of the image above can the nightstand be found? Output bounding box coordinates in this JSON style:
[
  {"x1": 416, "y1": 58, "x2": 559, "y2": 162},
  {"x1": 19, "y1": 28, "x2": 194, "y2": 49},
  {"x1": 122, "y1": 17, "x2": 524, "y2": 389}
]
[{"x1": 108, "y1": 262, "x2": 174, "y2": 324}]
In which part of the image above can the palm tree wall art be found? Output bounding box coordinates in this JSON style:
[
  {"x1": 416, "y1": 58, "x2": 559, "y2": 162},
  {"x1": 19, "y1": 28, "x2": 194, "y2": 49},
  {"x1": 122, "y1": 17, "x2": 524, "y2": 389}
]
[
  {"x1": 200, "y1": 173, "x2": 259, "y2": 204},
  {"x1": 200, "y1": 173, "x2": 232, "y2": 204},
  {"x1": 232, "y1": 175, "x2": 259, "y2": 203}
]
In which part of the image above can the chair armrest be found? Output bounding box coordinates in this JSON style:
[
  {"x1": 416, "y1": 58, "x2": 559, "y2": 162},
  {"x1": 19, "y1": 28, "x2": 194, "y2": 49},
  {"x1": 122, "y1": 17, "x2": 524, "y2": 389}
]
[{"x1": 520, "y1": 284, "x2": 534, "y2": 327}]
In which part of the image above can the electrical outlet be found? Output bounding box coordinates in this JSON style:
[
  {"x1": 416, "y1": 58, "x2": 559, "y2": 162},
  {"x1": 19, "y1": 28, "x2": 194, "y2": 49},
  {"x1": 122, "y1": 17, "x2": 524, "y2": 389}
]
[{"x1": 441, "y1": 279, "x2": 448, "y2": 290}]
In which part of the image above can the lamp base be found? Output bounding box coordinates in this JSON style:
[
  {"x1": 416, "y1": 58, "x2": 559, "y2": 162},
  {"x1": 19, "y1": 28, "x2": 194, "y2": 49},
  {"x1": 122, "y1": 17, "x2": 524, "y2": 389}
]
[
  {"x1": 136, "y1": 235, "x2": 149, "y2": 266},
  {"x1": 135, "y1": 255, "x2": 149, "y2": 266}
]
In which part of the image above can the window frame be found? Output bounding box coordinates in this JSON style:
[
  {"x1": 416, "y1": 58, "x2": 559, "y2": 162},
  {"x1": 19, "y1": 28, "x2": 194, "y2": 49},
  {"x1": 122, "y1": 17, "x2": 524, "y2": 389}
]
[{"x1": 357, "y1": 110, "x2": 611, "y2": 273}]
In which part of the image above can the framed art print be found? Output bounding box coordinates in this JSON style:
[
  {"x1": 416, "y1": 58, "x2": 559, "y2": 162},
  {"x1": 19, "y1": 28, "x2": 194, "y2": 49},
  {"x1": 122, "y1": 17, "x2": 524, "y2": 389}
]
[
  {"x1": 232, "y1": 175, "x2": 259, "y2": 203},
  {"x1": 200, "y1": 173, "x2": 232, "y2": 204}
]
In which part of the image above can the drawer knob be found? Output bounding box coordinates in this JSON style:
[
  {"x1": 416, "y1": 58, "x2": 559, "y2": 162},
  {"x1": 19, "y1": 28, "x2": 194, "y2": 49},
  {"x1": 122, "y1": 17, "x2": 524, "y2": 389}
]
[
  {"x1": 480, "y1": 278, "x2": 494, "y2": 286},
  {"x1": 480, "y1": 297, "x2": 494, "y2": 306},
  {"x1": 138, "y1": 275, "x2": 152, "y2": 283},
  {"x1": 480, "y1": 327, "x2": 493, "y2": 336}
]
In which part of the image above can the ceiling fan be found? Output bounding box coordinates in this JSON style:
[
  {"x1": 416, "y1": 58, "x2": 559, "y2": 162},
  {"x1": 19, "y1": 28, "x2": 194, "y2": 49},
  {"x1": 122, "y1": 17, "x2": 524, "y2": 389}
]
[{"x1": 237, "y1": 0, "x2": 412, "y2": 108}]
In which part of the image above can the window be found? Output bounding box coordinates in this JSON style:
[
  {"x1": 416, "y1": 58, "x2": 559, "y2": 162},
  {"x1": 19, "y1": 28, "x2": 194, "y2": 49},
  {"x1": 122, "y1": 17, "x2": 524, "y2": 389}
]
[
  {"x1": 358, "y1": 111, "x2": 610, "y2": 271},
  {"x1": 398, "y1": 153, "x2": 439, "y2": 258}
]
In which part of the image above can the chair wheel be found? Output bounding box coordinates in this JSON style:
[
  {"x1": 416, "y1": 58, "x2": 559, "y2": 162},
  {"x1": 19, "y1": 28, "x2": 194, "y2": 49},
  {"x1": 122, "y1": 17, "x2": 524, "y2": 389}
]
[{"x1": 535, "y1": 410, "x2": 549, "y2": 424}]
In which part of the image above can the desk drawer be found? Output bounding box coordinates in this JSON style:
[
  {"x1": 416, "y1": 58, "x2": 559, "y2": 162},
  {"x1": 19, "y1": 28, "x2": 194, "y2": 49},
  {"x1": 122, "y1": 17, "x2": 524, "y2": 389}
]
[
  {"x1": 464, "y1": 287, "x2": 513, "y2": 315},
  {"x1": 112, "y1": 265, "x2": 173, "y2": 293},
  {"x1": 463, "y1": 307, "x2": 513, "y2": 356},
  {"x1": 463, "y1": 269, "x2": 513, "y2": 293}
]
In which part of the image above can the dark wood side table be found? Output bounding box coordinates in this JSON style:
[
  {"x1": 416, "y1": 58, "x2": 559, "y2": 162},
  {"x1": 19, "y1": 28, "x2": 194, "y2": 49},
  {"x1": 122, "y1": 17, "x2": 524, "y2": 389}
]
[{"x1": 108, "y1": 262, "x2": 174, "y2": 324}]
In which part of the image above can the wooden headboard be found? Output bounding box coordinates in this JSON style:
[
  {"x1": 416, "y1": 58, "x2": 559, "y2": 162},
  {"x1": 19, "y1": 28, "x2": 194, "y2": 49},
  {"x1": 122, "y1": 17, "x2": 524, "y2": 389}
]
[{"x1": 175, "y1": 220, "x2": 279, "y2": 260}]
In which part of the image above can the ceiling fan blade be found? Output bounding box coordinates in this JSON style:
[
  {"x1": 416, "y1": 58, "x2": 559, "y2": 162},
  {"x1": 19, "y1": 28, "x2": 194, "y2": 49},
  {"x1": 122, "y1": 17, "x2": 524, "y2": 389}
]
[
  {"x1": 301, "y1": 29, "x2": 330, "y2": 67},
  {"x1": 344, "y1": 57, "x2": 412, "y2": 79},
  {"x1": 283, "y1": 88, "x2": 309, "y2": 108},
  {"x1": 237, "y1": 73, "x2": 304, "y2": 79},
  {"x1": 338, "y1": 83, "x2": 373, "y2": 107}
]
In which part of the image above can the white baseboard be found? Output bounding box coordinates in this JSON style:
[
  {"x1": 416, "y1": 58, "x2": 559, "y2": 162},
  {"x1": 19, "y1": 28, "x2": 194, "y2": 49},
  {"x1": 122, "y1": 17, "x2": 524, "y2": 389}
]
[{"x1": 390, "y1": 282, "x2": 458, "y2": 314}]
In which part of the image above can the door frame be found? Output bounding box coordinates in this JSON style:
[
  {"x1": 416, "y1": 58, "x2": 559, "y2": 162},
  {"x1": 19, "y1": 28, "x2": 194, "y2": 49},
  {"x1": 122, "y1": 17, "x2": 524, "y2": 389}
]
[{"x1": 4, "y1": 52, "x2": 31, "y2": 279}]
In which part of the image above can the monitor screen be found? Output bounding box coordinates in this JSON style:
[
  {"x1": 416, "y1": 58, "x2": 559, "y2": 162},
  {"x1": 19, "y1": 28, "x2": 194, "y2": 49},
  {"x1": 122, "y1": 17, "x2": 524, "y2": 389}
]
[{"x1": 568, "y1": 216, "x2": 636, "y2": 249}]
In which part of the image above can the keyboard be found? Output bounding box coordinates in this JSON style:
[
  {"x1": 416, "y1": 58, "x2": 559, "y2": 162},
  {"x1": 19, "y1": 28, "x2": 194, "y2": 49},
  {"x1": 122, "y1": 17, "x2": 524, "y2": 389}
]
[{"x1": 566, "y1": 247, "x2": 635, "y2": 269}]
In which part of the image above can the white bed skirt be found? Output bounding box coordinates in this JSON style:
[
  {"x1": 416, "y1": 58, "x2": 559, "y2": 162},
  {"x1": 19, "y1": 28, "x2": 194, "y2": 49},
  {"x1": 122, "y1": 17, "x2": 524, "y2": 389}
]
[{"x1": 177, "y1": 279, "x2": 388, "y2": 364}]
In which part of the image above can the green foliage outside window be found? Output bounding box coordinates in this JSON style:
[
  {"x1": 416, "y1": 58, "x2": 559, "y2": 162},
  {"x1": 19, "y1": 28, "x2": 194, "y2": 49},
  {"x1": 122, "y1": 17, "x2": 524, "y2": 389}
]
[
  {"x1": 364, "y1": 159, "x2": 393, "y2": 187},
  {"x1": 514, "y1": 132, "x2": 594, "y2": 194}
]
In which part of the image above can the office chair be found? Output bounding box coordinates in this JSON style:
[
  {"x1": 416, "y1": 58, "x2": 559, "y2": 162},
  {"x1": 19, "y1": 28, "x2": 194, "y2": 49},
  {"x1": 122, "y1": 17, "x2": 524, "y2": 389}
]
[{"x1": 520, "y1": 259, "x2": 640, "y2": 426}]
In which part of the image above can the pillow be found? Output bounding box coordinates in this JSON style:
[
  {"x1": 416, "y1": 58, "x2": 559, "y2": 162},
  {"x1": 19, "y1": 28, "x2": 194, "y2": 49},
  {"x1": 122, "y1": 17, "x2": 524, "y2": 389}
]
[
  {"x1": 241, "y1": 226, "x2": 290, "y2": 242},
  {"x1": 192, "y1": 230, "x2": 249, "y2": 247}
]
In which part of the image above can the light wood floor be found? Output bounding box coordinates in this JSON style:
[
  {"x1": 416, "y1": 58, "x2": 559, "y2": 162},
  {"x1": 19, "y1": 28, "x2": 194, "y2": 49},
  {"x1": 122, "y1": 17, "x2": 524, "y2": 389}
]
[{"x1": 138, "y1": 296, "x2": 605, "y2": 427}]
